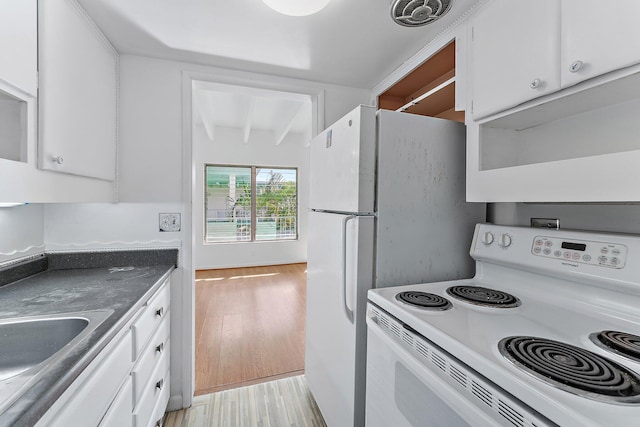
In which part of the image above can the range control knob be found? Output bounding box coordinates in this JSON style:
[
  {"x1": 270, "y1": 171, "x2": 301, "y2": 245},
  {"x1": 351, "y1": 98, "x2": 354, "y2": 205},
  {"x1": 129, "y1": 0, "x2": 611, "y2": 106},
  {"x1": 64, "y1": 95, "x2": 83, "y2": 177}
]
[
  {"x1": 482, "y1": 231, "x2": 495, "y2": 245},
  {"x1": 499, "y1": 233, "x2": 513, "y2": 248}
]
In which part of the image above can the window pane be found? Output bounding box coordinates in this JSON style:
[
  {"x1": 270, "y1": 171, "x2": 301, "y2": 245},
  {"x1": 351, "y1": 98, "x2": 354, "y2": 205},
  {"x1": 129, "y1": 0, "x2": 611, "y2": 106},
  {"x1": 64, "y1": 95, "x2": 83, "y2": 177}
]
[
  {"x1": 205, "y1": 166, "x2": 252, "y2": 243},
  {"x1": 255, "y1": 168, "x2": 297, "y2": 241}
]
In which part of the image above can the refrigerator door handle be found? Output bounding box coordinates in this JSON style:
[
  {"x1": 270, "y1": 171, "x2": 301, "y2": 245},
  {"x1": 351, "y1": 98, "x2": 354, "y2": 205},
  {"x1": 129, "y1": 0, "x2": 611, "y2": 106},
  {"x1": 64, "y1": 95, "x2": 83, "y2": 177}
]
[{"x1": 342, "y1": 215, "x2": 357, "y2": 324}]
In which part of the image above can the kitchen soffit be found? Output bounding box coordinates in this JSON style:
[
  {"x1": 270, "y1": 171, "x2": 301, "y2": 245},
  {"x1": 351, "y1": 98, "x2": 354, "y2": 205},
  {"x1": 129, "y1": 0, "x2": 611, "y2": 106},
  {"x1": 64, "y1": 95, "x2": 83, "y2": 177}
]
[{"x1": 76, "y1": 0, "x2": 480, "y2": 89}]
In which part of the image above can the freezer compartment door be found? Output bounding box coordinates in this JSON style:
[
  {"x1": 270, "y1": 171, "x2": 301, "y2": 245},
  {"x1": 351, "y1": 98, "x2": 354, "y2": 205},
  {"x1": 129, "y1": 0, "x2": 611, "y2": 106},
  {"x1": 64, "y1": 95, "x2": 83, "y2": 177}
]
[
  {"x1": 309, "y1": 105, "x2": 376, "y2": 213},
  {"x1": 305, "y1": 211, "x2": 374, "y2": 427},
  {"x1": 375, "y1": 110, "x2": 485, "y2": 287}
]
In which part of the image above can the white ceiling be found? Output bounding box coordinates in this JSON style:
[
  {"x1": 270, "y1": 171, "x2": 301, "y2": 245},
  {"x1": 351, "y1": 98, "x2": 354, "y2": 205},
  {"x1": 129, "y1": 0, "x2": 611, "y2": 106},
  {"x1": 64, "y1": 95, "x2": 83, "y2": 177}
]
[
  {"x1": 76, "y1": 0, "x2": 480, "y2": 144},
  {"x1": 192, "y1": 81, "x2": 312, "y2": 145},
  {"x1": 77, "y1": 0, "x2": 480, "y2": 89}
]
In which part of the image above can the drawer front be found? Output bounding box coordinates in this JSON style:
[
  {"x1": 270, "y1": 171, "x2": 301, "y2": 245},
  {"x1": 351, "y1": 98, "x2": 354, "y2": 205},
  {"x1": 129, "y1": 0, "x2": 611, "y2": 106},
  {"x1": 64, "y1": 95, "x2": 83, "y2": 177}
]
[
  {"x1": 132, "y1": 280, "x2": 170, "y2": 359},
  {"x1": 148, "y1": 369, "x2": 171, "y2": 427},
  {"x1": 50, "y1": 330, "x2": 132, "y2": 427},
  {"x1": 99, "y1": 376, "x2": 133, "y2": 427},
  {"x1": 132, "y1": 313, "x2": 171, "y2": 405},
  {"x1": 133, "y1": 340, "x2": 171, "y2": 427}
]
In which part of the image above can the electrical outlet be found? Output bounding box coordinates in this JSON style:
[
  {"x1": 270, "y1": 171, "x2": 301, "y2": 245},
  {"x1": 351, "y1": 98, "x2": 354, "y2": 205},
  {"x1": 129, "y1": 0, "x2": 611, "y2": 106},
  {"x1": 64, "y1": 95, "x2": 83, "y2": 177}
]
[{"x1": 159, "y1": 213, "x2": 181, "y2": 232}]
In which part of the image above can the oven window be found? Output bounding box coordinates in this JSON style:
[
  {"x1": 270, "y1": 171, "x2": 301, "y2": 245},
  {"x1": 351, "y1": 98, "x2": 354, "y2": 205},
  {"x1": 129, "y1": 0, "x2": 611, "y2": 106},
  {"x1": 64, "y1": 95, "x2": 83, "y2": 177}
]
[{"x1": 395, "y1": 362, "x2": 471, "y2": 427}]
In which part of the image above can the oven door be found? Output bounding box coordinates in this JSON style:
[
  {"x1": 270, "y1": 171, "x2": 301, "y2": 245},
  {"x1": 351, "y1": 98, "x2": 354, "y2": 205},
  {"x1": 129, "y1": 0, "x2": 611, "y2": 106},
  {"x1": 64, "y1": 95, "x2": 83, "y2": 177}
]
[{"x1": 365, "y1": 304, "x2": 552, "y2": 427}]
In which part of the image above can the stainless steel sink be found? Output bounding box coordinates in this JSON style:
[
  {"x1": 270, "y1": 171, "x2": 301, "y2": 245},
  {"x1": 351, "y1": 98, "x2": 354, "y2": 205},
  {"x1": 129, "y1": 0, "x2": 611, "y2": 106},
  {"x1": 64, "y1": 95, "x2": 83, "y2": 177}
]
[{"x1": 0, "y1": 310, "x2": 113, "y2": 413}]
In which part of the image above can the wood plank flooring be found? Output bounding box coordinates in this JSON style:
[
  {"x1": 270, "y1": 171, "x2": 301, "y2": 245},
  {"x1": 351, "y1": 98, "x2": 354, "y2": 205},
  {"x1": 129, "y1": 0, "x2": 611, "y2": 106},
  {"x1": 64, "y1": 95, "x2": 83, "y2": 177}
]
[
  {"x1": 195, "y1": 263, "x2": 307, "y2": 395},
  {"x1": 164, "y1": 375, "x2": 326, "y2": 427}
]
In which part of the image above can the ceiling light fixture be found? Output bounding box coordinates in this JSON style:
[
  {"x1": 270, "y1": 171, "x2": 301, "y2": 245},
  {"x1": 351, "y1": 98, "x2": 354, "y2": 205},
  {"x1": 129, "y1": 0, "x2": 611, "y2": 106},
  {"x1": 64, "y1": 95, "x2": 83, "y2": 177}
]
[{"x1": 262, "y1": 0, "x2": 331, "y2": 16}]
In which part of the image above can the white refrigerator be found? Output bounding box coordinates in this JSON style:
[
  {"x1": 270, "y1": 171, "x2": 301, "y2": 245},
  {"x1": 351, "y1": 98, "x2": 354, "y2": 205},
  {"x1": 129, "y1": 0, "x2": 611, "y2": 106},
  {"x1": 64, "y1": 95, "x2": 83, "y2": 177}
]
[{"x1": 305, "y1": 105, "x2": 486, "y2": 427}]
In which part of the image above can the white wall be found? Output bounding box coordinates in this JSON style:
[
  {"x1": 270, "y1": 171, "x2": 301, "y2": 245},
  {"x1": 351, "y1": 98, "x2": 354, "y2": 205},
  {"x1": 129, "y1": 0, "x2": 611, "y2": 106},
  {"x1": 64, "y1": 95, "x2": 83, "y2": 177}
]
[
  {"x1": 118, "y1": 54, "x2": 371, "y2": 202},
  {"x1": 0, "y1": 204, "x2": 44, "y2": 264},
  {"x1": 193, "y1": 125, "x2": 309, "y2": 269}
]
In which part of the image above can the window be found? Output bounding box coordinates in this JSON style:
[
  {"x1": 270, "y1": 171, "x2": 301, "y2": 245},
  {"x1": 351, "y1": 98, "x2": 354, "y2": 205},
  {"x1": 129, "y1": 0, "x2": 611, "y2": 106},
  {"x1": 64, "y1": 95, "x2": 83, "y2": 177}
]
[{"x1": 205, "y1": 165, "x2": 298, "y2": 243}]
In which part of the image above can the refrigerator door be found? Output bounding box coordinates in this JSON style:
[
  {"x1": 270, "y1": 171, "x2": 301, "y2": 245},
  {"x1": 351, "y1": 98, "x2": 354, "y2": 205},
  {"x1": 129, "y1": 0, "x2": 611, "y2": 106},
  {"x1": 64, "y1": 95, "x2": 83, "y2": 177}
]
[
  {"x1": 309, "y1": 105, "x2": 376, "y2": 213},
  {"x1": 375, "y1": 110, "x2": 485, "y2": 287},
  {"x1": 305, "y1": 211, "x2": 374, "y2": 427}
]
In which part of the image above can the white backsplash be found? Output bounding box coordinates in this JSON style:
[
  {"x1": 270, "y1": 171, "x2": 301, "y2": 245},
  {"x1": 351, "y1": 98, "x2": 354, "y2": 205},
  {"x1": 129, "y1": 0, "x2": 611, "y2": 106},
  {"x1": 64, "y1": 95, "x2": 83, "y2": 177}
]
[
  {"x1": 44, "y1": 203, "x2": 184, "y2": 254},
  {"x1": 0, "y1": 204, "x2": 45, "y2": 265}
]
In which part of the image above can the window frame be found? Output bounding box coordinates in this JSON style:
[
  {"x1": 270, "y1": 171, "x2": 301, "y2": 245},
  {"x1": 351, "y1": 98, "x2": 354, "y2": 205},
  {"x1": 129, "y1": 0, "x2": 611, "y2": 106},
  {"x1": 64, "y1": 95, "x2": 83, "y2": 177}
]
[{"x1": 203, "y1": 164, "x2": 299, "y2": 244}]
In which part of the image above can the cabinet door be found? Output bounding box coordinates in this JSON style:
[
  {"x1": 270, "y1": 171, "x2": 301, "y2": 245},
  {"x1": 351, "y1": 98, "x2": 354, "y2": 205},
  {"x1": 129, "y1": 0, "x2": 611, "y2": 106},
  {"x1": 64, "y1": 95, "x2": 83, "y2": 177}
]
[
  {"x1": 471, "y1": 0, "x2": 561, "y2": 120},
  {"x1": 0, "y1": 0, "x2": 37, "y2": 96},
  {"x1": 99, "y1": 377, "x2": 133, "y2": 427},
  {"x1": 38, "y1": 0, "x2": 117, "y2": 181},
  {"x1": 47, "y1": 330, "x2": 133, "y2": 427},
  {"x1": 561, "y1": 0, "x2": 640, "y2": 88}
]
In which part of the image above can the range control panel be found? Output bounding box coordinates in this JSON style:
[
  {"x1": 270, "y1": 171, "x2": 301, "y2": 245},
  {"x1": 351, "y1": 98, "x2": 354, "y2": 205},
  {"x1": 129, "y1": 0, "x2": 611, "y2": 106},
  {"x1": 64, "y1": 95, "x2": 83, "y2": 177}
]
[{"x1": 532, "y1": 236, "x2": 627, "y2": 269}]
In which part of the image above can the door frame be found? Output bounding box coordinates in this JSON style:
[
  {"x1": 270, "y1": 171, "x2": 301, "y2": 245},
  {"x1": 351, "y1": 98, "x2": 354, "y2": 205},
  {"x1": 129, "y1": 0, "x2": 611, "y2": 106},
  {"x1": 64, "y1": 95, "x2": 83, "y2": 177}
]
[{"x1": 180, "y1": 69, "x2": 324, "y2": 406}]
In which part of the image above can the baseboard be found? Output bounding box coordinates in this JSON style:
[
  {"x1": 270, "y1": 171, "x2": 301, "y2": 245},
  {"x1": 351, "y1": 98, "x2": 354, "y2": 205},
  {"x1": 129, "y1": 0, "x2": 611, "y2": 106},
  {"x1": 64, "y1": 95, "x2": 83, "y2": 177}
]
[{"x1": 167, "y1": 394, "x2": 185, "y2": 412}]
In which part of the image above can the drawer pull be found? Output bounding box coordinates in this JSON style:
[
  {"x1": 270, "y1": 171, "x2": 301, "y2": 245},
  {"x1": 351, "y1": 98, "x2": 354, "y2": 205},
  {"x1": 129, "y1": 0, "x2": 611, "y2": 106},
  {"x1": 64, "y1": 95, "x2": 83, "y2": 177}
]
[
  {"x1": 156, "y1": 378, "x2": 164, "y2": 390},
  {"x1": 156, "y1": 342, "x2": 164, "y2": 354},
  {"x1": 156, "y1": 307, "x2": 164, "y2": 317}
]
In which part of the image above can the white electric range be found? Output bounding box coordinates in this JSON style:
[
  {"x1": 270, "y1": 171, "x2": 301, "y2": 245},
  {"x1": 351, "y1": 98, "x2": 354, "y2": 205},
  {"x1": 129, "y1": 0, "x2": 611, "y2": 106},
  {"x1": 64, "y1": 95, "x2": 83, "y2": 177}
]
[{"x1": 366, "y1": 223, "x2": 640, "y2": 427}]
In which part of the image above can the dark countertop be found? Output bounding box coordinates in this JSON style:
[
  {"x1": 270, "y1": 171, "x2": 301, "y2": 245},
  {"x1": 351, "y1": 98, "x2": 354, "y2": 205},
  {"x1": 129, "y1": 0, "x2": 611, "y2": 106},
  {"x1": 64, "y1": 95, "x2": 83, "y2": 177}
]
[{"x1": 0, "y1": 250, "x2": 177, "y2": 427}]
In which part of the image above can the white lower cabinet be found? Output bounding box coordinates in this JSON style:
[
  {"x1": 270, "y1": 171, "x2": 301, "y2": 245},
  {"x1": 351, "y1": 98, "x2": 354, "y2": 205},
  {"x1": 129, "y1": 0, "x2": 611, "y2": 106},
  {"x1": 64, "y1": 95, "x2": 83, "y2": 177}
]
[
  {"x1": 36, "y1": 278, "x2": 172, "y2": 427},
  {"x1": 43, "y1": 329, "x2": 133, "y2": 427},
  {"x1": 133, "y1": 340, "x2": 171, "y2": 427},
  {"x1": 100, "y1": 378, "x2": 134, "y2": 427}
]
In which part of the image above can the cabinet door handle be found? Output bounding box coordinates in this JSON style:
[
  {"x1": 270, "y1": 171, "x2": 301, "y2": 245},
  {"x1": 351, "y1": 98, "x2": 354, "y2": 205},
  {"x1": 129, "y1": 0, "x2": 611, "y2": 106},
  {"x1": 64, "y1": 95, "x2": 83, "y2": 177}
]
[
  {"x1": 529, "y1": 78, "x2": 541, "y2": 89},
  {"x1": 155, "y1": 307, "x2": 164, "y2": 317},
  {"x1": 569, "y1": 60, "x2": 584, "y2": 73},
  {"x1": 156, "y1": 378, "x2": 164, "y2": 390},
  {"x1": 156, "y1": 342, "x2": 164, "y2": 354},
  {"x1": 53, "y1": 155, "x2": 64, "y2": 165}
]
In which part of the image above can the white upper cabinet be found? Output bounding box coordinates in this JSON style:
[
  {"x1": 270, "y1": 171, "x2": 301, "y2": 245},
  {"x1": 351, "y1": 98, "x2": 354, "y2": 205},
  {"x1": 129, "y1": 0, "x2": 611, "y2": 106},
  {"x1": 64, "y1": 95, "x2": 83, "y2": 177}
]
[
  {"x1": 471, "y1": 0, "x2": 560, "y2": 120},
  {"x1": 471, "y1": 0, "x2": 640, "y2": 121},
  {"x1": 38, "y1": 0, "x2": 118, "y2": 181},
  {"x1": 0, "y1": 1, "x2": 37, "y2": 96},
  {"x1": 561, "y1": 0, "x2": 640, "y2": 88}
]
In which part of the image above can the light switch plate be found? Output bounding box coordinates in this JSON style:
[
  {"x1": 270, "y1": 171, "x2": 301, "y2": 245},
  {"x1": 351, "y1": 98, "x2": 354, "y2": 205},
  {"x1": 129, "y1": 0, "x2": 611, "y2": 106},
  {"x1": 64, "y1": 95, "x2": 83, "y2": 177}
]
[{"x1": 159, "y1": 213, "x2": 181, "y2": 232}]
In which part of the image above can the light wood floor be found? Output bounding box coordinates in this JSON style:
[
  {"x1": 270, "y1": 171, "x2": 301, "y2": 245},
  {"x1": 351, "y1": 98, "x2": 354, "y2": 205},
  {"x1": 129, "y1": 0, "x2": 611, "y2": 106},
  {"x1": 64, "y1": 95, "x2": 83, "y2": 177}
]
[
  {"x1": 195, "y1": 263, "x2": 307, "y2": 395},
  {"x1": 164, "y1": 375, "x2": 326, "y2": 427}
]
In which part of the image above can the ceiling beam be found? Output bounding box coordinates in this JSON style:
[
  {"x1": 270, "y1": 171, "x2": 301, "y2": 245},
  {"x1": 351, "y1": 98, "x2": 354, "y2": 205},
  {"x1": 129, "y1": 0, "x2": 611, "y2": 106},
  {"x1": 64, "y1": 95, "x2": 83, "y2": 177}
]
[
  {"x1": 275, "y1": 102, "x2": 304, "y2": 146},
  {"x1": 243, "y1": 97, "x2": 255, "y2": 144},
  {"x1": 193, "y1": 80, "x2": 310, "y2": 103},
  {"x1": 196, "y1": 91, "x2": 215, "y2": 142}
]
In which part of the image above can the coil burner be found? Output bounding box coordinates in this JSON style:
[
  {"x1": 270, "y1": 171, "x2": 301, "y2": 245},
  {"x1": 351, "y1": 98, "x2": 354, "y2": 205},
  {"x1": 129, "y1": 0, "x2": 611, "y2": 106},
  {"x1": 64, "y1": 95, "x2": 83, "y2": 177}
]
[
  {"x1": 499, "y1": 336, "x2": 640, "y2": 403},
  {"x1": 591, "y1": 331, "x2": 640, "y2": 362},
  {"x1": 446, "y1": 285, "x2": 521, "y2": 308},
  {"x1": 395, "y1": 291, "x2": 452, "y2": 310}
]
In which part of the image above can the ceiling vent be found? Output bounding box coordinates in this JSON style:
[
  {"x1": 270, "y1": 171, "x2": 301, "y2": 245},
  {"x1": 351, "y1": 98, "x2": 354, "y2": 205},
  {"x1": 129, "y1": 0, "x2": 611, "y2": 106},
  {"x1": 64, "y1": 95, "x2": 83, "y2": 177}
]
[{"x1": 391, "y1": 0, "x2": 453, "y2": 27}]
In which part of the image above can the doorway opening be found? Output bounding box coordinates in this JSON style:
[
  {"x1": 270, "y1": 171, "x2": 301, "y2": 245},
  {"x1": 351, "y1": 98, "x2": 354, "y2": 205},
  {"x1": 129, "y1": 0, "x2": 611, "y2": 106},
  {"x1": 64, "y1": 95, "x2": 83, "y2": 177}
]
[{"x1": 191, "y1": 80, "x2": 317, "y2": 394}]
